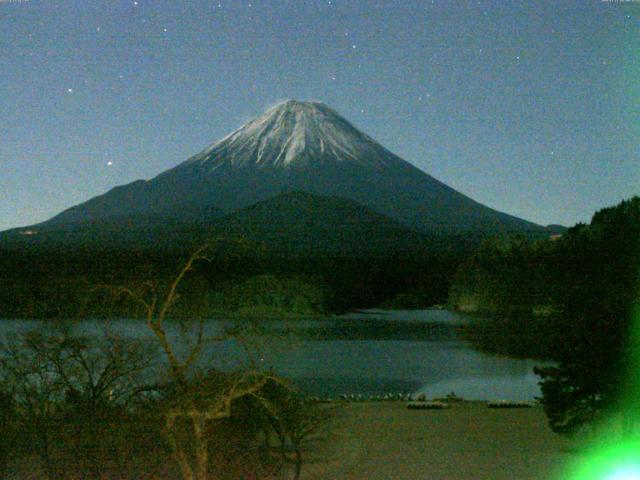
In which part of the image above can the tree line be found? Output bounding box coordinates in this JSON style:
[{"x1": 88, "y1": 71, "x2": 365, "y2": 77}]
[
  {"x1": 450, "y1": 196, "x2": 640, "y2": 435},
  {"x1": 0, "y1": 240, "x2": 465, "y2": 319}
]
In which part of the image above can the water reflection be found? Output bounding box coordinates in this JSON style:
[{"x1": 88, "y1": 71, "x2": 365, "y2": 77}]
[{"x1": 0, "y1": 310, "x2": 547, "y2": 400}]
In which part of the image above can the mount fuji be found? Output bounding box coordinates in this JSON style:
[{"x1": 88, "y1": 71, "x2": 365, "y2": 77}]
[{"x1": 29, "y1": 100, "x2": 542, "y2": 236}]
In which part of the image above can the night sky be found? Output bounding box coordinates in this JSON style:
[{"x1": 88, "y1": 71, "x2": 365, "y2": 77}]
[{"x1": 1, "y1": 0, "x2": 638, "y2": 231}]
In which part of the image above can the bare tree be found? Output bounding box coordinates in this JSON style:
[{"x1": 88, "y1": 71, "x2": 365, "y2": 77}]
[
  {"x1": 258, "y1": 385, "x2": 336, "y2": 480},
  {"x1": 0, "y1": 327, "x2": 157, "y2": 479},
  {"x1": 104, "y1": 243, "x2": 295, "y2": 480}
]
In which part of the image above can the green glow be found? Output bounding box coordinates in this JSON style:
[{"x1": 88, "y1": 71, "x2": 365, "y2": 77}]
[
  {"x1": 560, "y1": 201, "x2": 640, "y2": 478},
  {"x1": 561, "y1": 290, "x2": 640, "y2": 478},
  {"x1": 563, "y1": 438, "x2": 640, "y2": 480},
  {"x1": 605, "y1": 467, "x2": 640, "y2": 480}
]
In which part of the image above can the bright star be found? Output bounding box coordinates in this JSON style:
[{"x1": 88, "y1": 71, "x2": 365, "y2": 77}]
[
  {"x1": 107, "y1": 161, "x2": 113, "y2": 166},
  {"x1": 67, "y1": 88, "x2": 74, "y2": 93}
]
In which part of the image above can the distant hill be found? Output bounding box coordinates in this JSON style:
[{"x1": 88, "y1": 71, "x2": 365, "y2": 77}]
[
  {"x1": 0, "y1": 191, "x2": 433, "y2": 256},
  {"x1": 212, "y1": 191, "x2": 430, "y2": 256}
]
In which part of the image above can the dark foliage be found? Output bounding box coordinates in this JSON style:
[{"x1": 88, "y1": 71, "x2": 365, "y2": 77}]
[
  {"x1": 535, "y1": 197, "x2": 640, "y2": 434},
  {"x1": 0, "y1": 234, "x2": 469, "y2": 319},
  {"x1": 451, "y1": 196, "x2": 640, "y2": 434},
  {"x1": 0, "y1": 388, "x2": 13, "y2": 479},
  {"x1": 0, "y1": 330, "x2": 332, "y2": 479}
]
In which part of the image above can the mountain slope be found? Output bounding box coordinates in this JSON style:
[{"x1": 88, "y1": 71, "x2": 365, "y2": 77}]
[
  {"x1": 212, "y1": 191, "x2": 430, "y2": 256},
  {"x1": 0, "y1": 204, "x2": 223, "y2": 252},
  {"x1": 1, "y1": 192, "x2": 431, "y2": 256},
  {"x1": 35, "y1": 100, "x2": 541, "y2": 235}
]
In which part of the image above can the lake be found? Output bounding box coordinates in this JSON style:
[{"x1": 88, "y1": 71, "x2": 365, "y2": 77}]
[{"x1": 0, "y1": 309, "x2": 546, "y2": 401}]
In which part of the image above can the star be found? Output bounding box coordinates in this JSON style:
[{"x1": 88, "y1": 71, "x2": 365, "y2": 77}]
[
  {"x1": 133, "y1": 1, "x2": 138, "y2": 5},
  {"x1": 67, "y1": 88, "x2": 74, "y2": 93},
  {"x1": 107, "y1": 161, "x2": 113, "y2": 166},
  {"x1": 352, "y1": 44, "x2": 357, "y2": 49},
  {"x1": 515, "y1": 55, "x2": 521, "y2": 60}
]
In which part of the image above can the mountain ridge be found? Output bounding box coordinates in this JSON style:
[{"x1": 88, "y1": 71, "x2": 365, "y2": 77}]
[
  {"x1": 22, "y1": 100, "x2": 543, "y2": 236},
  {"x1": 0, "y1": 191, "x2": 432, "y2": 256}
]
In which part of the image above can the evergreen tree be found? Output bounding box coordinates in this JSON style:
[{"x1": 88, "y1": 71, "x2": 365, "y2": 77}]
[{"x1": 536, "y1": 197, "x2": 640, "y2": 434}]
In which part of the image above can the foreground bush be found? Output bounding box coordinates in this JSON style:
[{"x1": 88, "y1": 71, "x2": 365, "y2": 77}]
[{"x1": 0, "y1": 332, "x2": 332, "y2": 479}]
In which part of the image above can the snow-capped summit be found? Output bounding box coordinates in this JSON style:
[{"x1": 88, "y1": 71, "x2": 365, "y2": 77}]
[
  {"x1": 177, "y1": 100, "x2": 397, "y2": 170},
  {"x1": 39, "y1": 100, "x2": 543, "y2": 235}
]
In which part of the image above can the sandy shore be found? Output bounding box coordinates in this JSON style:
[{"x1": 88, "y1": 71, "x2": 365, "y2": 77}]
[{"x1": 300, "y1": 401, "x2": 574, "y2": 480}]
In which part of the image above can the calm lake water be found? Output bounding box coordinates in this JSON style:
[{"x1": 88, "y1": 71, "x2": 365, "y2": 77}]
[{"x1": 0, "y1": 310, "x2": 546, "y2": 401}]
